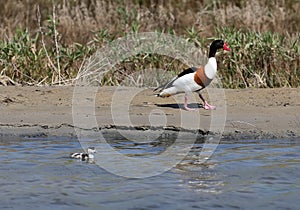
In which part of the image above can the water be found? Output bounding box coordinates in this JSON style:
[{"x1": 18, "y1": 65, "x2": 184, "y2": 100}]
[{"x1": 0, "y1": 135, "x2": 300, "y2": 209}]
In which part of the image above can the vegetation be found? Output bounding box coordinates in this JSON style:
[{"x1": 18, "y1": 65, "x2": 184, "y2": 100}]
[{"x1": 0, "y1": 0, "x2": 299, "y2": 87}]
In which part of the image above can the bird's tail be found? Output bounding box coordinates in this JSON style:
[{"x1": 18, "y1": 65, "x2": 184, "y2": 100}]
[
  {"x1": 157, "y1": 87, "x2": 177, "y2": 98},
  {"x1": 153, "y1": 76, "x2": 178, "y2": 93}
]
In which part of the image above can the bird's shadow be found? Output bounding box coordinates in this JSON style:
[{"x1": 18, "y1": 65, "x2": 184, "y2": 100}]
[{"x1": 155, "y1": 103, "x2": 204, "y2": 110}]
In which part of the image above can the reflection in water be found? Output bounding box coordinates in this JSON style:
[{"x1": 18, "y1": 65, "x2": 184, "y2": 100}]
[
  {"x1": 0, "y1": 135, "x2": 299, "y2": 209},
  {"x1": 176, "y1": 163, "x2": 224, "y2": 194}
]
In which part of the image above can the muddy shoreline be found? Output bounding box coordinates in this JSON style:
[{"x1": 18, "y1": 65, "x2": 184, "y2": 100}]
[{"x1": 0, "y1": 86, "x2": 299, "y2": 140}]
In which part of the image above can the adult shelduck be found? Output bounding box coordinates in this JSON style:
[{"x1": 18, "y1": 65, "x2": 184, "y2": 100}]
[
  {"x1": 155, "y1": 39, "x2": 230, "y2": 111},
  {"x1": 70, "y1": 147, "x2": 96, "y2": 161}
]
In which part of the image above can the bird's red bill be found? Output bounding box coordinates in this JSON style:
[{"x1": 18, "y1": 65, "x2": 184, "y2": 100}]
[{"x1": 223, "y1": 43, "x2": 231, "y2": 51}]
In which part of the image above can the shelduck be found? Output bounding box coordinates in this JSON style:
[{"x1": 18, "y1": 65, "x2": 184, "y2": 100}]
[
  {"x1": 70, "y1": 147, "x2": 96, "y2": 161},
  {"x1": 155, "y1": 40, "x2": 230, "y2": 111}
]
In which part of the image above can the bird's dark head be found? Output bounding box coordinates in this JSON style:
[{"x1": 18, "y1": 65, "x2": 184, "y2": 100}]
[{"x1": 209, "y1": 39, "x2": 230, "y2": 57}]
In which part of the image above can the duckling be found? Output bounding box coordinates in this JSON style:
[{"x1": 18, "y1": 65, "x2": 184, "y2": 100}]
[{"x1": 70, "y1": 147, "x2": 96, "y2": 161}]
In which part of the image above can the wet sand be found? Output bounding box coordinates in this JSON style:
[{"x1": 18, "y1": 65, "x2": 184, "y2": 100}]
[{"x1": 0, "y1": 86, "x2": 299, "y2": 139}]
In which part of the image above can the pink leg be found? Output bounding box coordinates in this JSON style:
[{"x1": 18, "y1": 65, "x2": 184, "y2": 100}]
[
  {"x1": 203, "y1": 101, "x2": 216, "y2": 110},
  {"x1": 198, "y1": 92, "x2": 216, "y2": 110},
  {"x1": 184, "y1": 94, "x2": 196, "y2": 111}
]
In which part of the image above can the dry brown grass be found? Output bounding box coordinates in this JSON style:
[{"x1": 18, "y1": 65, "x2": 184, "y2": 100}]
[{"x1": 1, "y1": 0, "x2": 299, "y2": 44}]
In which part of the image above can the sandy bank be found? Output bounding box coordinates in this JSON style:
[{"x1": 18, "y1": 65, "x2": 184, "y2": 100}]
[{"x1": 0, "y1": 86, "x2": 299, "y2": 139}]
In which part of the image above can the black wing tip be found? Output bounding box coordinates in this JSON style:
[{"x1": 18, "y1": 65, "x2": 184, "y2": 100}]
[{"x1": 153, "y1": 87, "x2": 160, "y2": 92}]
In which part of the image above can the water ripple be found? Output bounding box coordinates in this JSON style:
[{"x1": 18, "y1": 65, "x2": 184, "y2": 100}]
[{"x1": 0, "y1": 136, "x2": 299, "y2": 209}]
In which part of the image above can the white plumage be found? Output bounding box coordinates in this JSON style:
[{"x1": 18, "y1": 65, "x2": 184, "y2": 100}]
[
  {"x1": 159, "y1": 73, "x2": 199, "y2": 96},
  {"x1": 204, "y1": 57, "x2": 217, "y2": 79}
]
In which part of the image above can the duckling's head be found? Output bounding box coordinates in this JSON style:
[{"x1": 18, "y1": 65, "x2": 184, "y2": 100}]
[{"x1": 87, "y1": 147, "x2": 96, "y2": 154}]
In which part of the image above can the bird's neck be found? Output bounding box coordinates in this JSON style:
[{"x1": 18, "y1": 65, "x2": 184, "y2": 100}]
[
  {"x1": 209, "y1": 48, "x2": 217, "y2": 58},
  {"x1": 204, "y1": 57, "x2": 217, "y2": 79}
]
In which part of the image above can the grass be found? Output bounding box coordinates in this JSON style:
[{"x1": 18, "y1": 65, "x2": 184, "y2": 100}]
[
  {"x1": 0, "y1": 0, "x2": 299, "y2": 87},
  {"x1": 216, "y1": 27, "x2": 300, "y2": 88}
]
